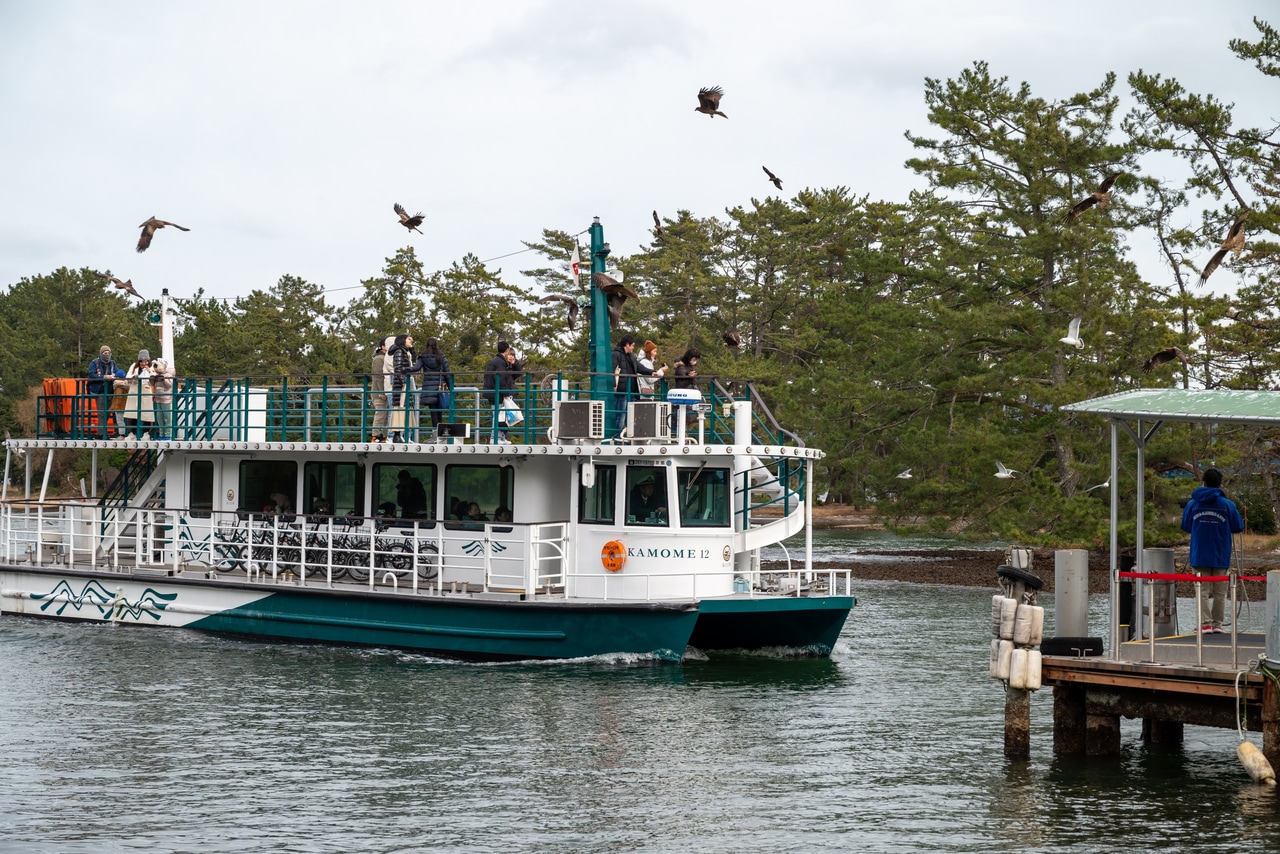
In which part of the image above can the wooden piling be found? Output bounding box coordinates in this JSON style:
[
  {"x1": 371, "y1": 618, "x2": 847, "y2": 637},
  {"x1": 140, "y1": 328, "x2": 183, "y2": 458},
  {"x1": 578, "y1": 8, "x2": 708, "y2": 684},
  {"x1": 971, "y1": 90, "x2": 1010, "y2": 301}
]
[
  {"x1": 1004, "y1": 686, "x2": 1031, "y2": 759},
  {"x1": 1052, "y1": 684, "x2": 1086, "y2": 756}
]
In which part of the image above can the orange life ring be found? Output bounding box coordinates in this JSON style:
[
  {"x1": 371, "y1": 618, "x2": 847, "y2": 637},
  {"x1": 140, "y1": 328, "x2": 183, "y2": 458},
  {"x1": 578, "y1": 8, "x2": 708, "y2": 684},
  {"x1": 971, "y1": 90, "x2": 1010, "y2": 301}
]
[{"x1": 601, "y1": 540, "x2": 626, "y2": 572}]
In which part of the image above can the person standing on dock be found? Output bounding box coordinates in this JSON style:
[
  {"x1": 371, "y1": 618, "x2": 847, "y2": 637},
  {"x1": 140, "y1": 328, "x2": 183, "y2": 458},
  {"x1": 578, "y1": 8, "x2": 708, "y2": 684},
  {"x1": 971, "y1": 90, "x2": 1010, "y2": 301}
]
[{"x1": 1181, "y1": 468, "x2": 1244, "y2": 633}]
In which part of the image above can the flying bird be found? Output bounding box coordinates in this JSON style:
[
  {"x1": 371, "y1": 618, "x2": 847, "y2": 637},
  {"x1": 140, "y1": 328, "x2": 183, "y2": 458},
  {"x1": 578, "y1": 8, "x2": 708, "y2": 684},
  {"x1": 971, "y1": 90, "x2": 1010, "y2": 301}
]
[
  {"x1": 723, "y1": 331, "x2": 742, "y2": 348},
  {"x1": 394, "y1": 203, "x2": 425, "y2": 234},
  {"x1": 1198, "y1": 211, "x2": 1248, "y2": 285},
  {"x1": 652, "y1": 210, "x2": 663, "y2": 239},
  {"x1": 136, "y1": 216, "x2": 190, "y2": 252},
  {"x1": 762, "y1": 166, "x2": 782, "y2": 190},
  {"x1": 1065, "y1": 172, "x2": 1121, "y2": 222},
  {"x1": 593, "y1": 271, "x2": 640, "y2": 328},
  {"x1": 1084, "y1": 478, "x2": 1110, "y2": 493},
  {"x1": 3, "y1": 428, "x2": 25, "y2": 462},
  {"x1": 95, "y1": 272, "x2": 141, "y2": 299},
  {"x1": 1059, "y1": 314, "x2": 1084, "y2": 349},
  {"x1": 896, "y1": 468, "x2": 913, "y2": 479},
  {"x1": 695, "y1": 86, "x2": 727, "y2": 118},
  {"x1": 995, "y1": 461, "x2": 1018, "y2": 479},
  {"x1": 539, "y1": 294, "x2": 580, "y2": 331},
  {"x1": 1142, "y1": 346, "x2": 1189, "y2": 373}
]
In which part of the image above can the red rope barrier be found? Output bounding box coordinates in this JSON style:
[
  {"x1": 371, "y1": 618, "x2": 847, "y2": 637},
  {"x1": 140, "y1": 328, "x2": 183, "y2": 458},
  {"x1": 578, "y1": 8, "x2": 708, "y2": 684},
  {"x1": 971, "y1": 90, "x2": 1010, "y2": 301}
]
[{"x1": 1119, "y1": 570, "x2": 1268, "y2": 583}]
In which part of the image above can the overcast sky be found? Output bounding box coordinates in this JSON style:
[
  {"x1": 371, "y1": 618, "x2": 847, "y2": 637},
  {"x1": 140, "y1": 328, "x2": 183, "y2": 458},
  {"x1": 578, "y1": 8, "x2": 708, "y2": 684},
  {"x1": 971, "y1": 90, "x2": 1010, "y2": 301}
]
[{"x1": 0, "y1": 1, "x2": 1273, "y2": 309}]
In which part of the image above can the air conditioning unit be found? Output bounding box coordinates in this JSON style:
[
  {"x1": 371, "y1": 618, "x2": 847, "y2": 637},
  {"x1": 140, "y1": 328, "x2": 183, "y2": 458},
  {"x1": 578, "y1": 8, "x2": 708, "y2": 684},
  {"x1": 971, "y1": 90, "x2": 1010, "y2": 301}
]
[
  {"x1": 629, "y1": 401, "x2": 671, "y2": 440},
  {"x1": 555, "y1": 400, "x2": 605, "y2": 439}
]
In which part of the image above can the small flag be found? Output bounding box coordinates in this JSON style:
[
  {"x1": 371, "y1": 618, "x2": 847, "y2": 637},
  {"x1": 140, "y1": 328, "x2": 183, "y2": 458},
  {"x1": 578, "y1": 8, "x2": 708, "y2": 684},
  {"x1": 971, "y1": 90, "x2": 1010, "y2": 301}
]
[{"x1": 570, "y1": 244, "x2": 580, "y2": 281}]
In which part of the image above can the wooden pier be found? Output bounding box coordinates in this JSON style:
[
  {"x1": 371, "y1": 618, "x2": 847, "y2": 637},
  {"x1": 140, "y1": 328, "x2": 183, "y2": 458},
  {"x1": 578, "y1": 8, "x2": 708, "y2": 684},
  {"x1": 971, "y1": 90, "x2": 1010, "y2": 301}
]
[{"x1": 1040, "y1": 649, "x2": 1279, "y2": 763}]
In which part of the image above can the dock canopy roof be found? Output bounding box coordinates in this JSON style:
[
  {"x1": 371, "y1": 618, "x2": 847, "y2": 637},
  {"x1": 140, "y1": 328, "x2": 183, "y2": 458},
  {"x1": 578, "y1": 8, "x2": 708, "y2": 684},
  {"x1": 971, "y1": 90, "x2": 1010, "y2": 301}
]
[{"x1": 1064, "y1": 388, "x2": 1280, "y2": 426}]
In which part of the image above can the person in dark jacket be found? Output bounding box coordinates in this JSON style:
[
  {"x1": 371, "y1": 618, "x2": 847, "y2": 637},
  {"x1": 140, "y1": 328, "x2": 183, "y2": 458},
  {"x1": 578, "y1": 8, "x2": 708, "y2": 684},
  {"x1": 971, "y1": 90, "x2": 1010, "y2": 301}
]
[
  {"x1": 412, "y1": 338, "x2": 453, "y2": 430},
  {"x1": 611, "y1": 335, "x2": 657, "y2": 432},
  {"x1": 1180, "y1": 468, "x2": 1244, "y2": 633},
  {"x1": 86, "y1": 345, "x2": 121, "y2": 438},
  {"x1": 387, "y1": 334, "x2": 420, "y2": 442},
  {"x1": 671, "y1": 347, "x2": 701, "y2": 389},
  {"x1": 483, "y1": 341, "x2": 523, "y2": 442}
]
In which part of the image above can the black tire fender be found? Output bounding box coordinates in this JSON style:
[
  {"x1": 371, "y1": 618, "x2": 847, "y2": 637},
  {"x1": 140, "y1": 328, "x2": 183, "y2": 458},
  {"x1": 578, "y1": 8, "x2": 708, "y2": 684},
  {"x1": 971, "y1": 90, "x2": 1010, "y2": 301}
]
[{"x1": 996, "y1": 564, "x2": 1044, "y2": 591}]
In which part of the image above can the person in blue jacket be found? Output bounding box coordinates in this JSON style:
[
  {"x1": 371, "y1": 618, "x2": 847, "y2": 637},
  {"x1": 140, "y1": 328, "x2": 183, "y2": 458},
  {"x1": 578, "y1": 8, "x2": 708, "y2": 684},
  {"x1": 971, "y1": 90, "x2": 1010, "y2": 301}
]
[{"x1": 1180, "y1": 468, "x2": 1244, "y2": 633}]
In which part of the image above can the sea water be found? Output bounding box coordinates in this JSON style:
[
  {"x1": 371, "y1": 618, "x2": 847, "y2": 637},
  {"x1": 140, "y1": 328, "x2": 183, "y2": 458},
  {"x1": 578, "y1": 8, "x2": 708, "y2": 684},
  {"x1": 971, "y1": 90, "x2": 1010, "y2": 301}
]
[{"x1": 2, "y1": 534, "x2": 1278, "y2": 853}]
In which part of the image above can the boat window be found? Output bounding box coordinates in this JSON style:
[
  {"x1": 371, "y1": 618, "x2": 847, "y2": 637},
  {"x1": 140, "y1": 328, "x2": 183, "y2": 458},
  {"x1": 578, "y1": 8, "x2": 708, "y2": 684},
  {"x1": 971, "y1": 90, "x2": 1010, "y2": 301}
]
[
  {"x1": 304, "y1": 461, "x2": 366, "y2": 521},
  {"x1": 189, "y1": 460, "x2": 213, "y2": 518},
  {"x1": 238, "y1": 460, "x2": 298, "y2": 518},
  {"x1": 373, "y1": 463, "x2": 435, "y2": 525},
  {"x1": 677, "y1": 466, "x2": 730, "y2": 527},
  {"x1": 443, "y1": 464, "x2": 513, "y2": 526},
  {"x1": 625, "y1": 466, "x2": 668, "y2": 527},
  {"x1": 578, "y1": 464, "x2": 616, "y2": 525}
]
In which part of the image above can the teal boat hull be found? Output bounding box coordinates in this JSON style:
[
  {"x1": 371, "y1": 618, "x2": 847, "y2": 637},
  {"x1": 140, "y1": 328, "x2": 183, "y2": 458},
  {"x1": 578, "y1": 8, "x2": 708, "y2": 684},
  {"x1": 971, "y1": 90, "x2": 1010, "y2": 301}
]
[{"x1": 688, "y1": 595, "x2": 854, "y2": 654}]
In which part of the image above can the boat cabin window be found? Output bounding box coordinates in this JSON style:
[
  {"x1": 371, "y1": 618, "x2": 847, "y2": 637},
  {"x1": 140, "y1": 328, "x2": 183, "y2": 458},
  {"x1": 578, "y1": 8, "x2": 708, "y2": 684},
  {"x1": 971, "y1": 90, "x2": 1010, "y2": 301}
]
[
  {"x1": 677, "y1": 466, "x2": 730, "y2": 527},
  {"x1": 626, "y1": 466, "x2": 669, "y2": 527},
  {"x1": 189, "y1": 460, "x2": 214, "y2": 518},
  {"x1": 578, "y1": 464, "x2": 616, "y2": 525},
  {"x1": 373, "y1": 463, "x2": 435, "y2": 525},
  {"x1": 238, "y1": 460, "x2": 298, "y2": 518},
  {"x1": 444, "y1": 464, "x2": 513, "y2": 526},
  {"x1": 304, "y1": 461, "x2": 365, "y2": 522}
]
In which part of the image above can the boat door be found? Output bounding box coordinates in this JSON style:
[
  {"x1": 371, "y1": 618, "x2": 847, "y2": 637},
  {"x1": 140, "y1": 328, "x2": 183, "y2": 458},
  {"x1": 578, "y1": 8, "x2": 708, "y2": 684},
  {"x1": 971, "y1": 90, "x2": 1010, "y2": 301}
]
[{"x1": 176, "y1": 457, "x2": 232, "y2": 568}]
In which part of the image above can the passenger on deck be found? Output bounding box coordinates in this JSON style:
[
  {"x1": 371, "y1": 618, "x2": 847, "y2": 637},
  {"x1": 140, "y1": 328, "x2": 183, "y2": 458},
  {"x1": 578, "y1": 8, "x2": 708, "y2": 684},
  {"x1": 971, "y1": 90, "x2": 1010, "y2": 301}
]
[
  {"x1": 484, "y1": 341, "x2": 524, "y2": 444},
  {"x1": 371, "y1": 339, "x2": 390, "y2": 443},
  {"x1": 493, "y1": 506, "x2": 512, "y2": 524}
]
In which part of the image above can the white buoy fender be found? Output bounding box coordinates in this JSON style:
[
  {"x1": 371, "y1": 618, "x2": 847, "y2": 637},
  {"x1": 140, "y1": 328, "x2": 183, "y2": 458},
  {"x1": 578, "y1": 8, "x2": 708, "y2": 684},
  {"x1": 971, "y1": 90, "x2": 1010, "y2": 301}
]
[
  {"x1": 999, "y1": 597, "x2": 1018, "y2": 641},
  {"x1": 1238, "y1": 741, "x2": 1278, "y2": 785},
  {"x1": 1014, "y1": 604, "x2": 1045, "y2": 646},
  {"x1": 1025, "y1": 650, "x2": 1042, "y2": 691},
  {"x1": 991, "y1": 595, "x2": 1004, "y2": 638},
  {"x1": 989, "y1": 639, "x2": 1001, "y2": 679},
  {"x1": 1008, "y1": 648, "x2": 1029, "y2": 689},
  {"x1": 995, "y1": 640, "x2": 1013, "y2": 682}
]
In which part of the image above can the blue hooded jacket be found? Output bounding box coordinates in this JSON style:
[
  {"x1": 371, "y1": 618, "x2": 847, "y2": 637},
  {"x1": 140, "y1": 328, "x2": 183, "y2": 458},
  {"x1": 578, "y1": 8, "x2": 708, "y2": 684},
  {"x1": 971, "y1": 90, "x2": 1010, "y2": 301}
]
[{"x1": 1180, "y1": 485, "x2": 1244, "y2": 569}]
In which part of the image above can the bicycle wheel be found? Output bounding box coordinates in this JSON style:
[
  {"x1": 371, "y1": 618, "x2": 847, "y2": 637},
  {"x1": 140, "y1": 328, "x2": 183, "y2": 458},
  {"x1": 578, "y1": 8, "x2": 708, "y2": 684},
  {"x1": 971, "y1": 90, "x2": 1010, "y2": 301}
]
[{"x1": 416, "y1": 543, "x2": 441, "y2": 581}]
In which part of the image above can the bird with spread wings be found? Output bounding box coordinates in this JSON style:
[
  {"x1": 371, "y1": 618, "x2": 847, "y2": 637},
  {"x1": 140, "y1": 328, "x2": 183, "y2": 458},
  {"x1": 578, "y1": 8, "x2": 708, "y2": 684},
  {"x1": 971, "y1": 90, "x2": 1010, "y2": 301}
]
[
  {"x1": 95, "y1": 271, "x2": 142, "y2": 299},
  {"x1": 136, "y1": 216, "x2": 190, "y2": 252},
  {"x1": 539, "y1": 294, "x2": 581, "y2": 331},
  {"x1": 723, "y1": 331, "x2": 742, "y2": 348},
  {"x1": 394, "y1": 203, "x2": 425, "y2": 234},
  {"x1": 1198, "y1": 211, "x2": 1248, "y2": 285},
  {"x1": 652, "y1": 210, "x2": 663, "y2": 239},
  {"x1": 1142, "y1": 346, "x2": 1189, "y2": 373},
  {"x1": 762, "y1": 166, "x2": 782, "y2": 190},
  {"x1": 1065, "y1": 172, "x2": 1121, "y2": 222},
  {"x1": 695, "y1": 86, "x2": 727, "y2": 118},
  {"x1": 592, "y1": 271, "x2": 640, "y2": 329},
  {"x1": 1059, "y1": 314, "x2": 1083, "y2": 349}
]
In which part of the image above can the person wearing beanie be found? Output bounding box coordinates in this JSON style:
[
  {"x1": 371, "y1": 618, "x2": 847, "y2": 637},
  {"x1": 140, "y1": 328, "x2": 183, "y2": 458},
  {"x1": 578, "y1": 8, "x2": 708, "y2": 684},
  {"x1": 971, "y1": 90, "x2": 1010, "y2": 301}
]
[
  {"x1": 637, "y1": 340, "x2": 666, "y2": 397},
  {"x1": 150, "y1": 358, "x2": 176, "y2": 439},
  {"x1": 1181, "y1": 468, "x2": 1245, "y2": 633},
  {"x1": 124, "y1": 349, "x2": 156, "y2": 438},
  {"x1": 86, "y1": 344, "x2": 120, "y2": 438}
]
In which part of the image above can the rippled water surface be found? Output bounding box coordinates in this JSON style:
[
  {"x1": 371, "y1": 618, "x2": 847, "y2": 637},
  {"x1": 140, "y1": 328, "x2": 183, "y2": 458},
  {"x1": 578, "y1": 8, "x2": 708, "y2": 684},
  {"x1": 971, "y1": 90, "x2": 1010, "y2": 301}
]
[{"x1": 3, "y1": 535, "x2": 1278, "y2": 853}]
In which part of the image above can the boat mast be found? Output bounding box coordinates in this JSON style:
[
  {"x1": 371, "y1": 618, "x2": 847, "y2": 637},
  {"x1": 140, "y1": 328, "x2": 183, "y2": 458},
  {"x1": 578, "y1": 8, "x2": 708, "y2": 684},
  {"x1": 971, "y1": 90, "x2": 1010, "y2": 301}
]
[{"x1": 588, "y1": 217, "x2": 612, "y2": 400}]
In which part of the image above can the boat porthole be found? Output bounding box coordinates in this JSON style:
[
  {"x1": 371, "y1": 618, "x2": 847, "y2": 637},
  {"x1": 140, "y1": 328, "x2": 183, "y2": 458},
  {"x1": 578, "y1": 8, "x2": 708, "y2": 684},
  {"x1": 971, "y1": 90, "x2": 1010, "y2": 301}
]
[{"x1": 601, "y1": 540, "x2": 626, "y2": 572}]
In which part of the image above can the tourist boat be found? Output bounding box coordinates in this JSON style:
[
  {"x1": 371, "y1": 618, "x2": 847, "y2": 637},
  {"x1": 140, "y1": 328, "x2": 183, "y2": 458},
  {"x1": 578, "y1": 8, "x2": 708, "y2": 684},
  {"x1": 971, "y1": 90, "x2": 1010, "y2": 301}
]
[{"x1": 0, "y1": 221, "x2": 852, "y2": 661}]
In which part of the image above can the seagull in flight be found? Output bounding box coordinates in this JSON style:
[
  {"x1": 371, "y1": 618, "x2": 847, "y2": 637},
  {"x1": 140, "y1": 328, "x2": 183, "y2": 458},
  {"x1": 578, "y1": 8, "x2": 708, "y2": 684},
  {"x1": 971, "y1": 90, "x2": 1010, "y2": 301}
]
[
  {"x1": 1084, "y1": 478, "x2": 1110, "y2": 493},
  {"x1": 995, "y1": 461, "x2": 1017, "y2": 479},
  {"x1": 136, "y1": 216, "x2": 190, "y2": 252},
  {"x1": 3, "y1": 428, "x2": 25, "y2": 461},
  {"x1": 394, "y1": 203, "x2": 424, "y2": 234},
  {"x1": 762, "y1": 166, "x2": 782, "y2": 190},
  {"x1": 1059, "y1": 314, "x2": 1083, "y2": 349},
  {"x1": 695, "y1": 86, "x2": 727, "y2": 118},
  {"x1": 896, "y1": 468, "x2": 913, "y2": 479}
]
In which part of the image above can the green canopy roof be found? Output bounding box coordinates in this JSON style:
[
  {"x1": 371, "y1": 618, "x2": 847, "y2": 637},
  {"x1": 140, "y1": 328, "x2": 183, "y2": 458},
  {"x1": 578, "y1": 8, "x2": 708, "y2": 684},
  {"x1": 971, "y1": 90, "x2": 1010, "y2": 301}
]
[{"x1": 1063, "y1": 388, "x2": 1280, "y2": 425}]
